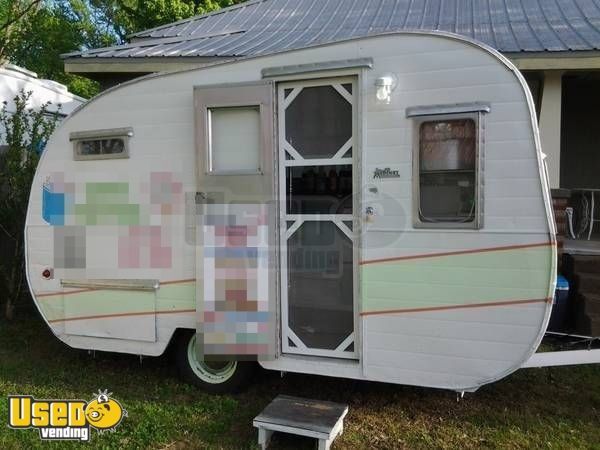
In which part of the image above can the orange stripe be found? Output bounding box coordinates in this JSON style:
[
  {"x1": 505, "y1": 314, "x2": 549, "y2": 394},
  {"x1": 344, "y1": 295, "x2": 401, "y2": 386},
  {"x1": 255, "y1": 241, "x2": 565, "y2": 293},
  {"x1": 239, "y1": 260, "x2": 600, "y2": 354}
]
[
  {"x1": 47, "y1": 308, "x2": 196, "y2": 324},
  {"x1": 37, "y1": 288, "x2": 96, "y2": 298},
  {"x1": 360, "y1": 297, "x2": 551, "y2": 317},
  {"x1": 49, "y1": 298, "x2": 551, "y2": 323},
  {"x1": 35, "y1": 278, "x2": 196, "y2": 299},
  {"x1": 359, "y1": 242, "x2": 554, "y2": 266}
]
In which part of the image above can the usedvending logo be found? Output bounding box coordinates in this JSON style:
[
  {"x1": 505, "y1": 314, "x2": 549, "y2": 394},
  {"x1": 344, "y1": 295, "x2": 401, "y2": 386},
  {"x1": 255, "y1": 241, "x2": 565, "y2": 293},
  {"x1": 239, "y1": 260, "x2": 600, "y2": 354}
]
[{"x1": 8, "y1": 389, "x2": 126, "y2": 442}]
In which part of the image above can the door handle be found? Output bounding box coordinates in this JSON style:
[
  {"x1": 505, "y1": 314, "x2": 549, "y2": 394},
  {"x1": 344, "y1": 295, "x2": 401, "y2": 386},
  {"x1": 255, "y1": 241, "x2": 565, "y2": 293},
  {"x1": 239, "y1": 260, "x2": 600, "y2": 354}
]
[
  {"x1": 366, "y1": 206, "x2": 375, "y2": 223},
  {"x1": 195, "y1": 192, "x2": 209, "y2": 204}
]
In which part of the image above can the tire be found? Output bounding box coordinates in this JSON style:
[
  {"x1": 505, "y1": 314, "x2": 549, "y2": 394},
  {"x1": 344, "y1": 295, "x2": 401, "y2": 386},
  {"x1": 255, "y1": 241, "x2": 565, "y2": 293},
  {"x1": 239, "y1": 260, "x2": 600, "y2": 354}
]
[{"x1": 174, "y1": 330, "x2": 255, "y2": 393}]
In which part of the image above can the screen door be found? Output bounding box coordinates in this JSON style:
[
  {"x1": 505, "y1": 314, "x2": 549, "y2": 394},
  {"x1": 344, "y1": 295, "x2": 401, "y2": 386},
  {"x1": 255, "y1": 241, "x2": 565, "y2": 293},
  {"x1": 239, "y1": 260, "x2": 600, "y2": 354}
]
[{"x1": 278, "y1": 77, "x2": 358, "y2": 359}]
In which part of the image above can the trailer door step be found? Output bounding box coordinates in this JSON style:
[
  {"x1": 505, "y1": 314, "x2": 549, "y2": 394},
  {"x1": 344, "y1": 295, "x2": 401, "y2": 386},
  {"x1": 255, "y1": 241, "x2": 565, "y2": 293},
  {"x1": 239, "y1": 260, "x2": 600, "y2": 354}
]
[{"x1": 253, "y1": 395, "x2": 348, "y2": 450}]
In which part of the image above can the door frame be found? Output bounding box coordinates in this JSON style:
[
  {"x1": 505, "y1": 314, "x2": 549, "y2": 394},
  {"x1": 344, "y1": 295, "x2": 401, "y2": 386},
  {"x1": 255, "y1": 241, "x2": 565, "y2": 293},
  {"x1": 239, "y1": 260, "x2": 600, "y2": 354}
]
[{"x1": 276, "y1": 76, "x2": 361, "y2": 360}]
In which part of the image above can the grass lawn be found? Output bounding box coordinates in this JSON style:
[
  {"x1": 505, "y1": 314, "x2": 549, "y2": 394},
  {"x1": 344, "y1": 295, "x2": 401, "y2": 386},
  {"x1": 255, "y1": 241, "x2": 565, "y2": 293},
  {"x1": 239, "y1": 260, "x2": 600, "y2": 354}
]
[{"x1": 0, "y1": 313, "x2": 599, "y2": 449}]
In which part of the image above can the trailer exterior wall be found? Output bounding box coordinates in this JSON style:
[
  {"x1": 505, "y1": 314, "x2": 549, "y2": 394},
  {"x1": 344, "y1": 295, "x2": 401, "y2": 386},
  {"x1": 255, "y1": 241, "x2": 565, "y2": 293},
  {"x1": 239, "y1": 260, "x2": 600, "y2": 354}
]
[{"x1": 26, "y1": 32, "x2": 556, "y2": 390}]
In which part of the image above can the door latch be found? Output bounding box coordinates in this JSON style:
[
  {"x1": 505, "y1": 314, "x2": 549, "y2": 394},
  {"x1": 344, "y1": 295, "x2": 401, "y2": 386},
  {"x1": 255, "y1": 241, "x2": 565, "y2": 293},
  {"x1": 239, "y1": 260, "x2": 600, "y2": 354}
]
[
  {"x1": 195, "y1": 192, "x2": 208, "y2": 204},
  {"x1": 366, "y1": 206, "x2": 375, "y2": 223}
]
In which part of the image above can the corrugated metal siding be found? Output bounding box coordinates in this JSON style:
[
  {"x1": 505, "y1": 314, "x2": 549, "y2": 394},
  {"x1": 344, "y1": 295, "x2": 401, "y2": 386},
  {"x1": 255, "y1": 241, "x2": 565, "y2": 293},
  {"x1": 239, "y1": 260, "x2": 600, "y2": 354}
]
[{"x1": 67, "y1": 0, "x2": 600, "y2": 59}]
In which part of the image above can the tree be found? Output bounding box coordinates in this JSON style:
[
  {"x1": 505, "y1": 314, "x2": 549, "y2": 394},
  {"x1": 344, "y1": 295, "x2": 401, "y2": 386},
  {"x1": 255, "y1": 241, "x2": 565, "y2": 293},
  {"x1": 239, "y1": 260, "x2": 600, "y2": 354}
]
[
  {"x1": 85, "y1": 0, "x2": 245, "y2": 43},
  {"x1": 0, "y1": 0, "x2": 43, "y2": 62},
  {"x1": 0, "y1": 90, "x2": 61, "y2": 320},
  {"x1": 1, "y1": 0, "x2": 111, "y2": 97},
  {"x1": 1, "y1": 0, "x2": 247, "y2": 98}
]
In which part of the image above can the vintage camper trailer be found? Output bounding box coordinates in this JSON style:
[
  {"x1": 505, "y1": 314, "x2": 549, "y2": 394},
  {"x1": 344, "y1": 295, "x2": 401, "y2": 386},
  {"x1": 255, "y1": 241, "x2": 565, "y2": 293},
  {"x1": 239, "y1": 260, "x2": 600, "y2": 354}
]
[{"x1": 26, "y1": 32, "x2": 559, "y2": 393}]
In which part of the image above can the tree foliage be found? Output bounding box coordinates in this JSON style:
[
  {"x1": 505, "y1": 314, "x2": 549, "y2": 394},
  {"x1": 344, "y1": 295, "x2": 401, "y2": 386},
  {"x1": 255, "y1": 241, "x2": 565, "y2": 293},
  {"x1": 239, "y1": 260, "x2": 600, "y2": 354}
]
[
  {"x1": 1, "y1": 0, "x2": 245, "y2": 98},
  {"x1": 0, "y1": 90, "x2": 61, "y2": 320},
  {"x1": 0, "y1": 0, "x2": 43, "y2": 60},
  {"x1": 3, "y1": 1, "x2": 113, "y2": 98},
  {"x1": 87, "y1": 0, "x2": 243, "y2": 42}
]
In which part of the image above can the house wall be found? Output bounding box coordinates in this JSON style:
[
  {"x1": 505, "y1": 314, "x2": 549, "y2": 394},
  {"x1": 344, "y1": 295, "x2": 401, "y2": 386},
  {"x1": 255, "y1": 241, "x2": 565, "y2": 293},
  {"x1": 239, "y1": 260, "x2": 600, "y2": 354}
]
[
  {"x1": 560, "y1": 72, "x2": 600, "y2": 189},
  {"x1": 538, "y1": 71, "x2": 563, "y2": 190},
  {"x1": 522, "y1": 65, "x2": 600, "y2": 191}
]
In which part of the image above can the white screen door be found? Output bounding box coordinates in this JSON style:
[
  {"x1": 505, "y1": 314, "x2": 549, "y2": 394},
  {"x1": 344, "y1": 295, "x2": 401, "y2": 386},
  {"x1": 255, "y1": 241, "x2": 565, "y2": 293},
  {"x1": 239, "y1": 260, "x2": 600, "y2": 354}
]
[{"x1": 278, "y1": 77, "x2": 358, "y2": 359}]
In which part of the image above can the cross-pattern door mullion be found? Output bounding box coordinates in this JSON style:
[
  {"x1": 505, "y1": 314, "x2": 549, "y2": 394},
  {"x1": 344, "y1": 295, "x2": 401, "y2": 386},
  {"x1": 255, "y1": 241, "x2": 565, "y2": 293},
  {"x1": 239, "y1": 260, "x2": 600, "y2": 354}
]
[{"x1": 279, "y1": 77, "x2": 358, "y2": 359}]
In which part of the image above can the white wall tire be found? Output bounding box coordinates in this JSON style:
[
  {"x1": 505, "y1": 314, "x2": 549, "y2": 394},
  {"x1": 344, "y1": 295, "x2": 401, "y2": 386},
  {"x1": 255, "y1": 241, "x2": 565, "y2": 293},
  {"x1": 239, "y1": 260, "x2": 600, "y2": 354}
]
[
  {"x1": 175, "y1": 331, "x2": 255, "y2": 393},
  {"x1": 186, "y1": 335, "x2": 238, "y2": 384}
]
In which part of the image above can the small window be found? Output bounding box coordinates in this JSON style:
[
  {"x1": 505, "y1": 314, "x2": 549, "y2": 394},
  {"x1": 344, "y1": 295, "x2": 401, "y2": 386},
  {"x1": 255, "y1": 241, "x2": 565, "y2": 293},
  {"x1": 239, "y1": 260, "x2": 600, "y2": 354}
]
[
  {"x1": 208, "y1": 106, "x2": 261, "y2": 174},
  {"x1": 413, "y1": 114, "x2": 482, "y2": 228},
  {"x1": 70, "y1": 128, "x2": 132, "y2": 161}
]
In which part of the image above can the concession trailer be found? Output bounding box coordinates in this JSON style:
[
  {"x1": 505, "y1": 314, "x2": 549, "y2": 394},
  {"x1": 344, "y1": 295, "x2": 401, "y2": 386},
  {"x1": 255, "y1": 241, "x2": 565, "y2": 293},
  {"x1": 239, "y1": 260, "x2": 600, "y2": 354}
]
[{"x1": 27, "y1": 32, "x2": 592, "y2": 393}]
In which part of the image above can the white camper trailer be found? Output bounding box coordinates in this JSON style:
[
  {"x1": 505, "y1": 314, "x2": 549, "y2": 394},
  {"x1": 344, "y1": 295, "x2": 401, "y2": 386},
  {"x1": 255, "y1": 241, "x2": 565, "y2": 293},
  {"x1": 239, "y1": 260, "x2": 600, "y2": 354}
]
[{"x1": 26, "y1": 32, "x2": 561, "y2": 393}]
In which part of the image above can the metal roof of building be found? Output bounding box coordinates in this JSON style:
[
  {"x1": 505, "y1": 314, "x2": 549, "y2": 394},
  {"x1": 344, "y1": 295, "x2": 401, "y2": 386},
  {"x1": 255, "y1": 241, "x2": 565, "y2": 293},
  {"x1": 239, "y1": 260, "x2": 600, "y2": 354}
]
[{"x1": 64, "y1": 0, "x2": 600, "y2": 59}]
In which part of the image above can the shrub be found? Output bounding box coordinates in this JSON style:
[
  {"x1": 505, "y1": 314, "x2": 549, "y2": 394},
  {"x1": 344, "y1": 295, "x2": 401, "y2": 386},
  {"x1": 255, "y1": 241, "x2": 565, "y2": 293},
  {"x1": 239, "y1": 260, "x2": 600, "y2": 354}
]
[{"x1": 0, "y1": 89, "x2": 60, "y2": 320}]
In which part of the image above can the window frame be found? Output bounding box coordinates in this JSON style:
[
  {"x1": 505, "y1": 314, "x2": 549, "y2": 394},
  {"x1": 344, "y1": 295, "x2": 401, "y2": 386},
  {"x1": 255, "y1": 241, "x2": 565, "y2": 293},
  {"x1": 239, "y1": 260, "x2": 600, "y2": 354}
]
[
  {"x1": 205, "y1": 104, "x2": 264, "y2": 175},
  {"x1": 411, "y1": 111, "x2": 485, "y2": 230},
  {"x1": 70, "y1": 127, "x2": 133, "y2": 161}
]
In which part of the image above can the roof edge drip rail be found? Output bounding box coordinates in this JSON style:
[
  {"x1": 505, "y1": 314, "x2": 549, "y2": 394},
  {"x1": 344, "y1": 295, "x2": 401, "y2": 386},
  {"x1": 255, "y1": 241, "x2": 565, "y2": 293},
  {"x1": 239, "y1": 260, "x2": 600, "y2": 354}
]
[
  {"x1": 406, "y1": 102, "x2": 491, "y2": 118},
  {"x1": 262, "y1": 58, "x2": 374, "y2": 78}
]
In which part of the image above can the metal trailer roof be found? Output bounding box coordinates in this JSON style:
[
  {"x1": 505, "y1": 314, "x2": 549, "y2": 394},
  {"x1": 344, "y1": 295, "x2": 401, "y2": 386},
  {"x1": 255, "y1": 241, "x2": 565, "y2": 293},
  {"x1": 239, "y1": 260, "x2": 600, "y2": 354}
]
[{"x1": 63, "y1": 0, "x2": 600, "y2": 59}]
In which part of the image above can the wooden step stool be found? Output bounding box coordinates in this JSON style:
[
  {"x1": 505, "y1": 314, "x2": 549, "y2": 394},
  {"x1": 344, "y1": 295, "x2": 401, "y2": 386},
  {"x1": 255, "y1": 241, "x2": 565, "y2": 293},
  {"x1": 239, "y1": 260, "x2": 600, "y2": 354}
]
[{"x1": 253, "y1": 395, "x2": 348, "y2": 450}]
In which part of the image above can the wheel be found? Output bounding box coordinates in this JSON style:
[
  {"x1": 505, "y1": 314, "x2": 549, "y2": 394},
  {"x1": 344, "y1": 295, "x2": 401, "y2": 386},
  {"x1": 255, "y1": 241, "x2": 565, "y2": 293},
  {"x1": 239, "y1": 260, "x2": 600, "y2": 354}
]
[{"x1": 174, "y1": 330, "x2": 255, "y2": 393}]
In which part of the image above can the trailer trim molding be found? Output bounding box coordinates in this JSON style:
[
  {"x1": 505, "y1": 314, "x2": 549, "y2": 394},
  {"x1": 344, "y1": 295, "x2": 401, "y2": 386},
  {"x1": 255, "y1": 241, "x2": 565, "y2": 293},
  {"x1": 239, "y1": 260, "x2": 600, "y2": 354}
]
[
  {"x1": 406, "y1": 102, "x2": 491, "y2": 118},
  {"x1": 261, "y1": 58, "x2": 373, "y2": 78},
  {"x1": 61, "y1": 279, "x2": 160, "y2": 291},
  {"x1": 69, "y1": 127, "x2": 134, "y2": 141}
]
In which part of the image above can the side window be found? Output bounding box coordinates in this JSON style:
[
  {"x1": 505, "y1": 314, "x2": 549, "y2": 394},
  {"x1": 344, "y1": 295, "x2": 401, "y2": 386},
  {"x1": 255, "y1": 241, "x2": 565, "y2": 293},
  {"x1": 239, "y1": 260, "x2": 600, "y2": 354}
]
[
  {"x1": 408, "y1": 108, "x2": 486, "y2": 229},
  {"x1": 70, "y1": 128, "x2": 132, "y2": 160}
]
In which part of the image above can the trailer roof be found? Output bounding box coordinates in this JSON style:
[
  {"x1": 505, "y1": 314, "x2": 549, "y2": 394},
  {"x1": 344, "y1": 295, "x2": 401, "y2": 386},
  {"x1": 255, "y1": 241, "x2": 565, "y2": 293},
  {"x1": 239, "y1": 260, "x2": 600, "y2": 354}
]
[{"x1": 63, "y1": 0, "x2": 600, "y2": 60}]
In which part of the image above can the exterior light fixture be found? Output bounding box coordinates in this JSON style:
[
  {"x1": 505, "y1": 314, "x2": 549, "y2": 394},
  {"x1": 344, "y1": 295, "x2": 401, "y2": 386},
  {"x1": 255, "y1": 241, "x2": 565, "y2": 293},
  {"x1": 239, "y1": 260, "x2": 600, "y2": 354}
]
[{"x1": 375, "y1": 75, "x2": 397, "y2": 104}]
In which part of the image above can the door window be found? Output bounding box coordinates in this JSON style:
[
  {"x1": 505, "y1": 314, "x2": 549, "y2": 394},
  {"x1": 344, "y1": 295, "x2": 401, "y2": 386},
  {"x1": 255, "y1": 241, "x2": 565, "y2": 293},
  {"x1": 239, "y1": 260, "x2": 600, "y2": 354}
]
[{"x1": 208, "y1": 106, "x2": 261, "y2": 174}]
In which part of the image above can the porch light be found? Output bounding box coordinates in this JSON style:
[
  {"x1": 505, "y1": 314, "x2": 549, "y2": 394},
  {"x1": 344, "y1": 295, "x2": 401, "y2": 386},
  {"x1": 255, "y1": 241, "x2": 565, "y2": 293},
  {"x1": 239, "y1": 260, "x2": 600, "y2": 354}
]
[{"x1": 375, "y1": 75, "x2": 397, "y2": 104}]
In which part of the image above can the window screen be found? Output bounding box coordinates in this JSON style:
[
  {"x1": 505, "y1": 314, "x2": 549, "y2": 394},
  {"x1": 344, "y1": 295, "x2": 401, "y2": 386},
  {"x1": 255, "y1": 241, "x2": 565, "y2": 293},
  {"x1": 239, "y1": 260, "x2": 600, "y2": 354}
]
[
  {"x1": 71, "y1": 128, "x2": 132, "y2": 161},
  {"x1": 77, "y1": 138, "x2": 125, "y2": 156},
  {"x1": 208, "y1": 106, "x2": 261, "y2": 174},
  {"x1": 284, "y1": 85, "x2": 352, "y2": 159},
  {"x1": 285, "y1": 165, "x2": 353, "y2": 214},
  {"x1": 417, "y1": 118, "x2": 478, "y2": 225}
]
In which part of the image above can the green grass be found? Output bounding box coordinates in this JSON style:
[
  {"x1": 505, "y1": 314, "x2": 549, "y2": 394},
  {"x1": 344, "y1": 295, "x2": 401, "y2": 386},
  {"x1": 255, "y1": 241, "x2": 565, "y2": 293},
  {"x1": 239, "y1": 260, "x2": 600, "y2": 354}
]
[{"x1": 0, "y1": 314, "x2": 599, "y2": 449}]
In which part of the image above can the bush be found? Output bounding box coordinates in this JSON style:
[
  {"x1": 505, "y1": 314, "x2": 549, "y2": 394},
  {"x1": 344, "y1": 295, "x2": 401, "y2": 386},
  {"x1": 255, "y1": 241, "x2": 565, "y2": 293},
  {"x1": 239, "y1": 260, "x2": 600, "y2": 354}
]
[{"x1": 0, "y1": 89, "x2": 60, "y2": 320}]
